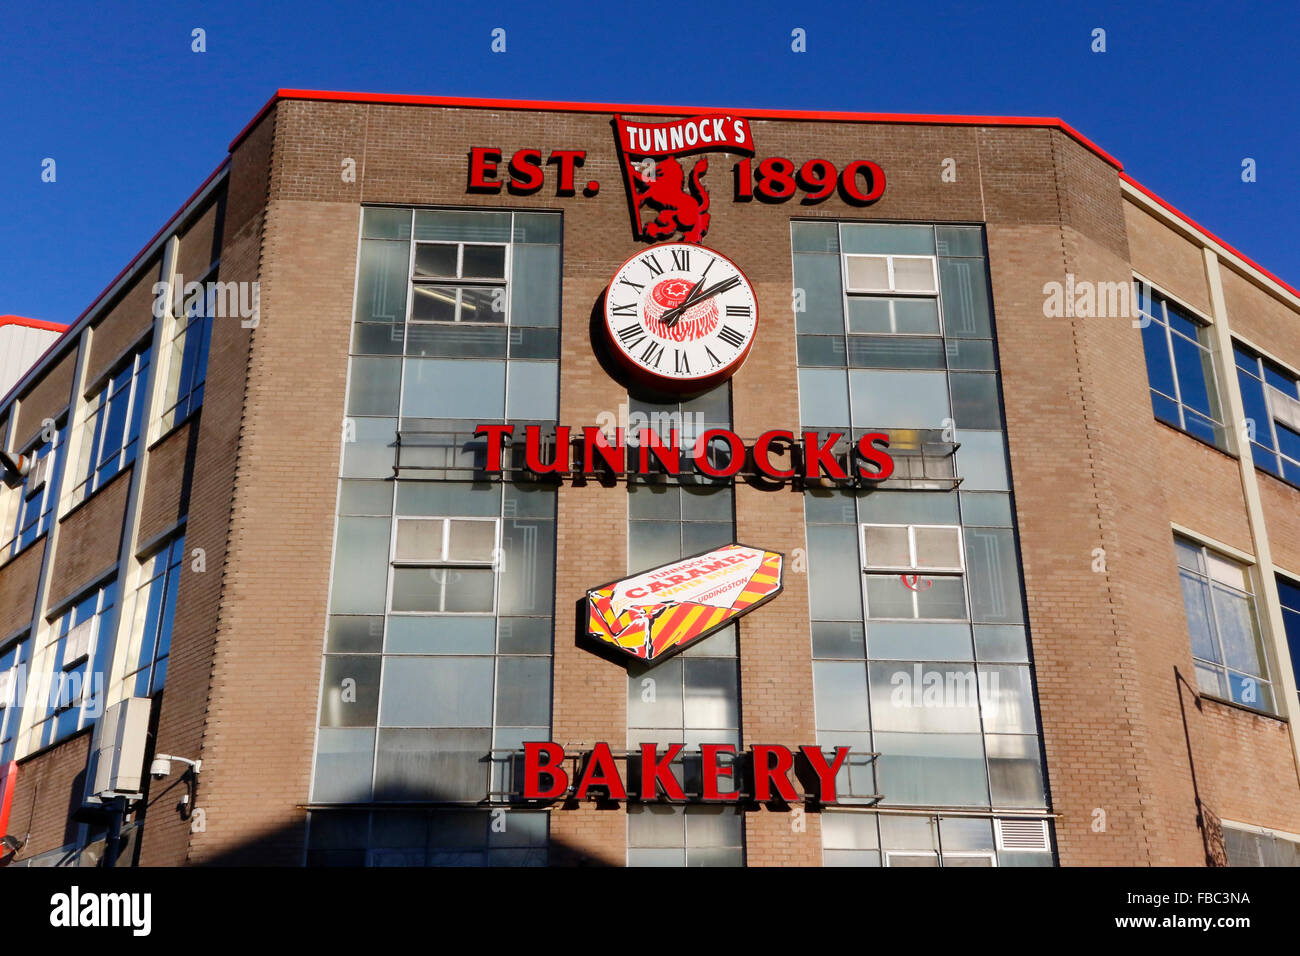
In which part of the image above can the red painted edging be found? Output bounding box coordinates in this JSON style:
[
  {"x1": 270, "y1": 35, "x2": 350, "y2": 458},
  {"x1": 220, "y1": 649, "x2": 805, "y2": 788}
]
[
  {"x1": 0, "y1": 760, "x2": 15, "y2": 838},
  {"x1": 0, "y1": 315, "x2": 67, "y2": 334}
]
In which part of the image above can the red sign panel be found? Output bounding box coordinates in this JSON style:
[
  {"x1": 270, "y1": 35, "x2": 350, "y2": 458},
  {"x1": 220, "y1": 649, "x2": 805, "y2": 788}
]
[{"x1": 586, "y1": 543, "x2": 783, "y2": 662}]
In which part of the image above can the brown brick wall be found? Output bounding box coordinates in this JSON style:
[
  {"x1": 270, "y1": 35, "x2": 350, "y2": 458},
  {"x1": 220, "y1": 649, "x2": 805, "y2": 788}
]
[
  {"x1": 1123, "y1": 201, "x2": 1212, "y2": 315},
  {"x1": 86, "y1": 262, "x2": 160, "y2": 387},
  {"x1": 47, "y1": 470, "x2": 131, "y2": 607},
  {"x1": 7, "y1": 730, "x2": 92, "y2": 863},
  {"x1": 15, "y1": 348, "x2": 76, "y2": 445},
  {"x1": 0, "y1": 536, "x2": 44, "y2": 638},
  {"x1": 137, "y1": 421, "x2": 195, "y2": 547},
  {"x1": 1219, "y1": 262, "x2": 1300, "y2": 367}
]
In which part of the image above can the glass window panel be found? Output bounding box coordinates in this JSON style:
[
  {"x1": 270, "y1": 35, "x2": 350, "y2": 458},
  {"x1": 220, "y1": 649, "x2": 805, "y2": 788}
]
[
  {"x1": 629, "y1": 485, "x2": 680, "y2": 521},
  {"x1": 965, "y1": 528, "x2": 1023, "y2": 624},
  {"x1": 867, "y1": 620, "x2": 972, "y2": 660},
  {"x1": 939, "y1": 259, "x2": 992, "y2": 338},
  {"x1": 797, "y1": 335, "x2": 847, "y2": 367},
  {"x1": 871, "y1": 662, "x2": 982, "y2": 733},
  {"x1": 914, "y1": 575, "x2": 968, "y2": 619},
  {"x1": 1195, "y1": 661, "x2": 1226, "y2": 697},
  {"x1": 799, "y1": 369, "x2": 850, "y2": 426},
  {"x1": 680, "y1": 485, "x2": 732, "y2": 521},
  {"x1": 395, "y1": 481, "x2": 499, "y2": 517},
  {"x1": 627, "y1": 658, "x2": 684, "y2": 728},
  {"x1": 328, "y1": 615, "x2": 385, "y2": 653},
  {"x1": 320, "y1": 655, "x2": 381, "y2": 726},
  {"x1": 512, "y1": 212, "x2": 562, "y2": 244},
  {"x1": 865, "y1": 574, "x2": 919, "y2": 619},
  {"x1": 380, "y1": 657, "x2": 494, "y2": 727},
  {"x1": 878, "y1": 814, "x2": 940, "y2": 850},
  {"x1": 821, "y1": 811, "x2": 879, "y2": 849},
  {"x1": 385, "y1": 615, "x2": 495, "y2": 654},
  {"x1": 949, "y1": 373, "x2": 1002, "y2": 429},
  {"x1": 1206, "y1": 553, "x2": 1246, "y2": 589},
  {"x1": 960, "y1": 492, "x2": 1012, "y2": 528},
  {"x1": 945, "y1": 338, "x2": 996, "y2": 370},
  {"x1": 683, "y1": 659, "x2": 739, "y2": 729},
  {"x1": 497, "y1": 616, "x2": 551, "y2": 654},
  {"x1": 841, "y1": 224, "x2": 935, "y2": 256},
  {"x1": 813, "y1": 661, "x2": 870, "y2": 731},
  {"x1": 849, "y1": 370, "x2": 950, "y2": 428},
  {"x1": 389, "y1": 568, "x2": 440, "y2": 612},
  {"x1": 935, "y1": 226, "x2": 984, "y2": 257},
  {"x1": 858, "y1": 491, "x2": 959, "y2": 525},
  {"x1": 374, "y1": 728, "x2": 491, "y2": 802},
  {"x1": 506, "y1": 361, "x2": 558, "y2": 421},
  {"x1": 1169, "y1": 333, "x2": 1217, "y2": 419},
  {"x1": 680, "y1": 622, "x2": 737, "y2": 658},
  {"x1": 844, "y1": 256, "x2": 890, "y2": 292},
  {"x1": 312, "y1": 729, "x2": 376, "y2": 803},
  {"x1": 1212, "y1": 586, "x2": 1265, "y2": 677},
  {"x1": 893, "y1": 298, "x2": 942, "y2": 334},
  {"x1": 509, "y1": 245, "x2": 562, "y2": 329},
  {"x1": 791, "y1": 220, "x2": 840, "y2": 253},
  {"x1": 495, "y1": 657, "x2": 551, "y2": 726},
  {"x1": 630, "y1": 521, "x2": 684, "y2": 573},
  {"x1": 863, "y1": 526, "x2": 910, "y2": 568},
  {"x1": 355, "y1": 240, "x2": 410, "y2": 323},
  {"x1": 413, "y1": 244, "x2": 458, "y2": 278},
  {"x1": 402, "y1": 359, "x2": 505, "y2": 420},
  {"x1": 342, "y1": 417, "x2": 397, "y2": 479},
  {"x1": 892, "y1": 258, "x2": 937, "y2": 293},
  {"x1": 394, "y1": 518, "x2": 445, "y2": 561},
  {"x1": 812, "y1": 621, "x2": 866, "y2": 658},
  {"x1": 954, "y1": 430, "x2": 1009, "y2": 491},
  {"x1": 414, "y1": 210, "x2": 511, "y2": 242},
  {"x1": 498, "y1": 518, "x2": 555, "y2": 616},
  {"x1": 680, "y1": 521, "x2": 733, "y2": 557},
  {"x1": 461, "y1": 245, "x2": 507, "y2": 279},
  {"x1": 347, "y1": 358, "x2": 401, "y2": 417},
  {"x1": 454, "y1": 285, "x2": 501, "y2": 324},
  {"x1": 874, "y1": 732, "x2": 989, "y2": 807},
  {"x1": 331, "y1": 517, "x2": 392, "y2": 614},
  {"x1": 443, "y1": 569, "x2": 496, "y2": 613},
  {"x1": 978, "y1": 664, "x2": 1036, "y2": 734},
  {"x1": 405, "y1": 322, "x2": 508, "y2": 359},
  {"x1": 1151, "y1": 390, "x2": 1181, "y2": 429},
  {"x1": 410, "y1": 285, "x2": 460, "y2": 323},
  {"x1": 447, "y1": 519, "x2": 496, "y2": 561},
  {"x1": 1164, "y1": 301, "x2": 1202, "y2": 340},
  {"x1": 509, "y1": 326, "x2": 560, "y2": 360},
  {"x1": 503, "y1": 481, "x2": 556, "y2": 518},
  {"x1": 1228, "y1": 672, "x2": 1273, "y2": 711},
  {"x1": 806, "y1": 525, "x2": 864, "y2": 620},
  {"x1": 974, "y1": 624, "x2": 1029, "y2": 662},
  {"x1": 339, "y1": 480, "x2": 393, "y2": 516},
  {"x1": 846, "y1": 298, "x2": 892, "y2": 333},
  {"x1": 847, "y1": 335, "x2": 946, "y2": 370},
  {"x1": 1180, "y1": 574, "x2": 1219, "y2": 663},
  {"x1": 1140, "y1": 319, "x2": 1176, "y2": 397},
  {"x1": 363, "y1": 207, "x2": 412, "y2": 240},
  {"x1": 986, "y1": 734, "x2": 1047, "y2": 808},
  {"x1": 685, "y1": 806, "x2": 743, "y2": 848},
  {"x1": 915, "y1": 527, "x2": 962, "y2": 569},
  {"x1": 793, "y1": 254, "x2": 844, "y2": 333}
]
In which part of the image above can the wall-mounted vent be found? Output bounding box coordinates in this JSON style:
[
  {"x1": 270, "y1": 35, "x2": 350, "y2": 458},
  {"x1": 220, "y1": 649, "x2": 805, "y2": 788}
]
[
  {"x1": 85, "y1": 696, "x2": 152, "y2": 803},
  {"x1": 995, "y1": 818, "x2": 1052, "y2": 852}
]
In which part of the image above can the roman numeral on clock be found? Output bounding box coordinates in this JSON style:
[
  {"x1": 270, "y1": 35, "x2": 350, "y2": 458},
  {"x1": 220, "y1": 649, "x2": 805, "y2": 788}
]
[
  {"x1": 616, "y1": 324, "x2": 645, "y2": 349},
  {"x1": 717, "y1": 325, "x2": 746, "y2": 348},
  {"x1": 725, "y1": 304, "x2": 752, "y2": 318},
  {"x1": 640, "y1": 340, "x2": 664, "y2": 368},
  {"x1": 671, "y1": 248, "x2": 691, "y2": 271},
  {"x1": 619, "y1": 277, "x2": 645, "y2": 292},
  {"x1": 705, "y1": 345, "x2": 722, "y2": 369},
  {"x1": 644, "y1": 253, "x2": 665, "y2": 277},
  {"x1": 610, "y1": 301, "x2": 637, "y2": 317},
  {"x1": 674, "y1": 349, "x2": 691, "y2": 375}
]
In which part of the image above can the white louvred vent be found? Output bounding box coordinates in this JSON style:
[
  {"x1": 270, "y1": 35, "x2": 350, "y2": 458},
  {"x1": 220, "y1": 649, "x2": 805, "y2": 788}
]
[
  {"x1": 64, "y1": 618, "x2": 95, "y2": 665},
  {"x1": 1267, "y1": 386, "x2": 1300, "y2": 434},
  {"x1": 995, "y1": 818, "x2": 1051, "y2": 852}
]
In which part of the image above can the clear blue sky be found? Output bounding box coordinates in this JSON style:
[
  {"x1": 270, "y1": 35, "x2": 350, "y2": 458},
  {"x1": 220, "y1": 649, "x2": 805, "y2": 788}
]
[{"x1": 1, "y1": 0, "x2": 1296, "y2": 321}]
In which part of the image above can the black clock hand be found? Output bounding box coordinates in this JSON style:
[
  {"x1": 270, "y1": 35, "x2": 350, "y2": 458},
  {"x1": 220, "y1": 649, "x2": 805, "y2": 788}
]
[
  {"x1": 660, "y1": 257, "x2": 718, "y2": 326},
  {"x1": 661, "y1": 276, "x2": 741, "y2": 327}
]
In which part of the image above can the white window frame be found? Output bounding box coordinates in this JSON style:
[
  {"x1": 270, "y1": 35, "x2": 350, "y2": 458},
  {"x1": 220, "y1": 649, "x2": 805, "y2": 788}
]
[
  {"x1": 843, "y1": 254, "x2": 938, "y2": 296},
  {"x1": 156, "y1": 273, "x2": 215, "y2": 438},
  {"x1": 409, "y1": 239, "x2": 511, "y2": 326},
  {"x1": 388, "y1": 515, "x2": 501, "y2": 615},
  {"x1": 67, "y1": 343, "x2": 151, "y2": 509},
  {"x1": 860, "y1": 523, "x2": 965, "y2": 572}
]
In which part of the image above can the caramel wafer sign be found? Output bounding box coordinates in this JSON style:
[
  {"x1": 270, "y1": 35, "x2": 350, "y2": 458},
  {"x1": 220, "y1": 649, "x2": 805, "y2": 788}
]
[{"x1": 586, "y1": 543, "x2": 783, "y2": 663}]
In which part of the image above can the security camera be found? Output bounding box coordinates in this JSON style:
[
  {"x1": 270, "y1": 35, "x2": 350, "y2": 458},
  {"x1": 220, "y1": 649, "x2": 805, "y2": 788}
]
[{"x1": 150, "y1": 754, "x2": 201, "y2": 779}]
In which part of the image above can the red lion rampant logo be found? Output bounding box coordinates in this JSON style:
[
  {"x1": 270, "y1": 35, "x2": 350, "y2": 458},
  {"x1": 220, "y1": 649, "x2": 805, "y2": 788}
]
[{"x1": 631, "y1": 156, "x2": 711, "y2": 244}]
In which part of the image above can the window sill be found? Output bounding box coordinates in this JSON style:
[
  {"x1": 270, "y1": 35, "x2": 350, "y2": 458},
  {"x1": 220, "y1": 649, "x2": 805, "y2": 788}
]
[
  {"x1": 59, "y1": 465, "x2": 133, "y2": 525},
  {"x1": 17, "y1": 722, "x2": 95, "y2": 765},
  {"x1": 148, "y1": 405, "x2": 202, "y2": 453},
  {"x1": 1198, "y1": 692, "x2": 1286, "y2": 723},
  {"x1": 0, "y1": 529, "x2": 48, "y2": 570},
  {"x1": 1255, "y1": 465, "x2": 1300, "y2": 495}
]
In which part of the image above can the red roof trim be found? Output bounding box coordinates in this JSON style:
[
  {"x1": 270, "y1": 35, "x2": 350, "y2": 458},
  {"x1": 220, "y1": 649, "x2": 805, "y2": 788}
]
[
  {"x1": 0, "y1": 315, "x2": 67, "y2": 333},
  {"x1": 228, "y1": 88, "x2": 1126, "y2": 171},
  {"x1": 1120, "y1": 172, "x2": 1300, "y2": 301}
]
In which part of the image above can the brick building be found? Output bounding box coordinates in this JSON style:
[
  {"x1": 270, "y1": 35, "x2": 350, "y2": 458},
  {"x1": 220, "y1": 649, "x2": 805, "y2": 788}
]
[{"x1": 2, "y1": 90, "x2": 1300, "y2": 867}]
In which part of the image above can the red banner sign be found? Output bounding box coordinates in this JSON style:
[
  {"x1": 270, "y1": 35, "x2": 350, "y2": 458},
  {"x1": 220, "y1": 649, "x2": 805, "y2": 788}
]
[{"x1": 615, "y1": 114, "x2": 755, "y2": 160}]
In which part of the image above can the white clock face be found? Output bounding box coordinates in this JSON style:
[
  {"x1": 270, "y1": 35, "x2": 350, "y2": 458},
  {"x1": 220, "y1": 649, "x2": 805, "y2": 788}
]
[{"x1": 603, "y1": 243, "x2": 758, "y2": 392}]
